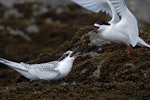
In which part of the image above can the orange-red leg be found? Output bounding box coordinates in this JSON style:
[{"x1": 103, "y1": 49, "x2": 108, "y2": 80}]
[{"x1": 126, "y1": 45, "x2": 131, "y2": 58}]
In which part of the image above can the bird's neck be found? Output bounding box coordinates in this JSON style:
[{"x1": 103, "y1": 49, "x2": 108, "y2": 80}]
[
  {"x1": 100, "y1": 25, "x2": 110, "y2": 32},
  {"x1": 58, "y1": 60, "x2": 73, "y2": 77}
]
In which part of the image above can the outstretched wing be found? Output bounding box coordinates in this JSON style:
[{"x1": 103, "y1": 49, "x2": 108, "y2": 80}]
[
  {"x1": 71, "y1": 0, "x2": 120, "y2": 23},
  {"x1": 72, "y1": 0, "x2": 139, "y2": 46},
  {"x1": 109, "y1": 0, "x2": 125, "y2": 15}
]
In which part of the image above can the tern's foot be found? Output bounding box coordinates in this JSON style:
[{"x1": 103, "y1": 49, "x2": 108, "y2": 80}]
[{"x1": 126, "y1": 45, "x2": 131, "y2": 58}]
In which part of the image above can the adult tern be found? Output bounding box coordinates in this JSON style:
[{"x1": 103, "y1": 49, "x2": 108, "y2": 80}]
[{"x1": 71, "y1": 0, "x2": 150, "y2": 57}]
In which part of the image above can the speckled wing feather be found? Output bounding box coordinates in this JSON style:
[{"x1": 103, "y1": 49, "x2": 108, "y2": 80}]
[{"x1": 28, "y1": 61, "x2": 60, "y2": 80}]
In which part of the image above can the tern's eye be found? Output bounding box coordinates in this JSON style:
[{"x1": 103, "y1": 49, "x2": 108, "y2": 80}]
[
  {"x1": 62, "y1": 53, "x2": 69, "y2": 59},
  {"x1": 65, "y1": 53, "x2": 69, "y2": 57}
]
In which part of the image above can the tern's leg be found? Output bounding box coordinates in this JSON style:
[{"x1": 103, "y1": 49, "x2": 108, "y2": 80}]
[{"x1": 126, "y1": 45, "x2": 131, "y2": 58}]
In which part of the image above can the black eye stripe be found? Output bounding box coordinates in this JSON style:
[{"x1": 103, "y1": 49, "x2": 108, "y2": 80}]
[{"x1": 95, "y1": 21, "x2": 110, "y2": 25}]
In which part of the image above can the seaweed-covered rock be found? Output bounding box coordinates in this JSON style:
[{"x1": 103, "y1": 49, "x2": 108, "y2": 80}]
[{"x1": 0, "y1": 2, "x2": 150, "y2": 100}]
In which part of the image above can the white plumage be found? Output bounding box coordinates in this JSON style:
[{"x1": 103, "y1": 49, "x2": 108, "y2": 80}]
[
  {"x1": 0, "y1": 49, "x2": 79, "y2": 81},
  {"x1": 71, "y1": 0, "x2": 150, "y2": 57}
]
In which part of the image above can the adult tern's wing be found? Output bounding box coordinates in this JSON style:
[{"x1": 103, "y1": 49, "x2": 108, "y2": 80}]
[
  {"x1": 71, "y1": 0, "x2": 120, "y2": 23},
  {"x1": 114, "y1": 0, "x2": 138, "y2": 46},
  {"x1": 28, "y1": 61, "x2": 60, "y2": 80}
]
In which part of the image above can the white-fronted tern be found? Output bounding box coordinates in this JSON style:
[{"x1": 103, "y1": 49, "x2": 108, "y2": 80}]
[
  {"x1": 0, "y1": 47, "x2": 79, "y2": 81},
  {"x1": 71, "y1": 0, "x2": 150, "y2": 58}
]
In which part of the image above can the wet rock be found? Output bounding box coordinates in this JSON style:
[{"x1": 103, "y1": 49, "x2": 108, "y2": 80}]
[
  {"x1": 4, "y1": 8, "x2": 24, "y2": 18},
  {"x1": 25, "y1": 25, "x2": 39, "y2": 33},
  {"x1": 7, "y1": 27, "x2": 31, "y2": 41}
]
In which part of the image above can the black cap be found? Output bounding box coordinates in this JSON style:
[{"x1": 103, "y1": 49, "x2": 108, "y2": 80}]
[{"x1": 94, "y1": 21, "x2": 110, "y2": 25}]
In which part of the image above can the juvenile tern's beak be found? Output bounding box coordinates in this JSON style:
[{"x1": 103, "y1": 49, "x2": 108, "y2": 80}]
[
  {"x1": 70, "y1": 47, "x2": 80, "y2": 57},
  {"x1": 89, "y1": 25, "x2": 99, "y2": 32},
  {"x1": 93, "y1": 26, "x2": 99, "y2": 32}
]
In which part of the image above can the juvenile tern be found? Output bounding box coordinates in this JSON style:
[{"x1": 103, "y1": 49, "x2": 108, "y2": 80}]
[
  {"x1": 0, "y1": 48, "x2": 79, "y2": 81},
  {"x1": 71, "y1": 0, "x2": 150, "y2": 57}
]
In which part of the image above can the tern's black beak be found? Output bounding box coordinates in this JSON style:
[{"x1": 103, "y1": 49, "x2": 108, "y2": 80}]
[{"x1": 70, "y1": 47, "x2": 80, "y2": 57}]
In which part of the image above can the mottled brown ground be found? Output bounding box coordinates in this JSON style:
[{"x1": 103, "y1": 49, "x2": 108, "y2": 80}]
[{"x1": 0, "y1": 3, "x2": 150, "y2": 100}]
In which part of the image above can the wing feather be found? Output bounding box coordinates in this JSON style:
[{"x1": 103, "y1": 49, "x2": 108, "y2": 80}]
[
  {"x1": 71, "y1": 0, "x2": 120, "y2": 23},
  {"x1": 71, "y1": 0, "x2": 139, "y2": 46},
  {"x1": 113, "y1": 0, "x2": 138, "y2": 46},
  {"x1": 28, "y1": 61, "x2": 60, "y2": 80}
]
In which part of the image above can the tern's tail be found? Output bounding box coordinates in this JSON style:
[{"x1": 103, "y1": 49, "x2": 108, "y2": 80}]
[
  {"x1": 0, "y1": 58, "x2": 27, "y2": 71},
  {"x1": 137, "y1": 37, "x2": 150, "y2": 48}
]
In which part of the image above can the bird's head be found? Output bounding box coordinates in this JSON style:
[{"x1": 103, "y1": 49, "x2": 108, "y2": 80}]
[
  {"x1": 92, "y1": 21, "x2": 110, "y2": 32},
  {"x1": 58, "y1": 47, "x2": 80, "y2": 62}
]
